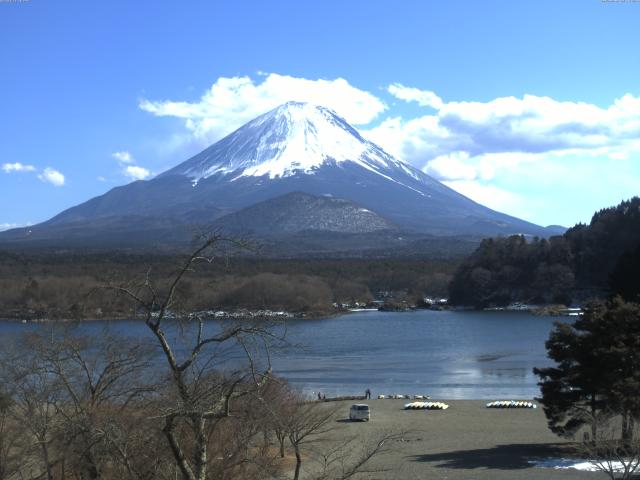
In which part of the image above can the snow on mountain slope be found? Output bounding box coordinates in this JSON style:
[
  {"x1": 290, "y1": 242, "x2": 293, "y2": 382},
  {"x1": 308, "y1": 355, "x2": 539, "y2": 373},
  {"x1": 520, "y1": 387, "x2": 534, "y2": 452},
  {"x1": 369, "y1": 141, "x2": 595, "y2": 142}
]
[
  {"x1": 0, "y1": 101, "x2": 553, "y2": 249},
  {"x1": 161, "y1": 101, "x2": 422, "y2": 188}
]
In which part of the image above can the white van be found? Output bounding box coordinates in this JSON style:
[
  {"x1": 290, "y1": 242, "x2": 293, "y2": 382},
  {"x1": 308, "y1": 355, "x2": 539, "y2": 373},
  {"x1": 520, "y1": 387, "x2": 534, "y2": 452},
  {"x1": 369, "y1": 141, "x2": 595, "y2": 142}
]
[{"x1": 349, "y1": 404, "x2": 370, "y2": 421}]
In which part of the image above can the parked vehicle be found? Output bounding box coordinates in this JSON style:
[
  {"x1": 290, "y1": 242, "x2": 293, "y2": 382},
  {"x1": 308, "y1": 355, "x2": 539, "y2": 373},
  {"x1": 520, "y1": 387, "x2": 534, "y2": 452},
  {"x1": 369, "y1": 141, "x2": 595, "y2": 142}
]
[{"x1": 349, "y1": 404, "x2": 370, "y2": 421}]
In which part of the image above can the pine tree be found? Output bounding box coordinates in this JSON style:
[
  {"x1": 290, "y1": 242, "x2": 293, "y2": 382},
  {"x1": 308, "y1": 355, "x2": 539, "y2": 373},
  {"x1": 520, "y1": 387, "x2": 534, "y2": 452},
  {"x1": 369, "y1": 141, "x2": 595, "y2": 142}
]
[
  {"x1": 610, "y1": 244, "x2": 640, "y2": 302},
  {"x1": 534, "y1": 298, "x2": 640, "y2": 441}
]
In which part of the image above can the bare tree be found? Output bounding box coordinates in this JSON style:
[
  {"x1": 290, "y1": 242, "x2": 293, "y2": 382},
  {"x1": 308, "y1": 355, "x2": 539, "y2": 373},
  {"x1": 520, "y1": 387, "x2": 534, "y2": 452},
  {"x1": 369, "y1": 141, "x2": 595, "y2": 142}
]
[
  {"x1": 0, "y1": 388, "x2": 23, "y2": 480},
  {"x1": 1, "y1": 339, "x2": 64, "y2": 480},
  {"x1": 308, "y1": 430, "x2": 402, "y2": 480},
  {"x1": 259, "y1": 377, "x2": 298, "y2": 459},
  {"x1": 107, "y1": 234, "x2": 282, "y2": 480},
  {"x1": 252, "y1": 378, "x2": 403, "y2": 480},
  {"x1": 0, "y1": 235, "x2": 398, "y2": 480},
  {"x1": 282, "y1": 398, "x2": 340, "y2": 480},
  {"x1": 35, "y1": 331, "x2": 157, "y2": 480},
  {"x1": 278, "y1": 395, "x2": 403, "y2": 480},
  {"x1": 581, "y1": 417, "x2": 640, "y2": 480},
  {"x1": 0, "y1": 328, "x2": 160, "y2": 480}
]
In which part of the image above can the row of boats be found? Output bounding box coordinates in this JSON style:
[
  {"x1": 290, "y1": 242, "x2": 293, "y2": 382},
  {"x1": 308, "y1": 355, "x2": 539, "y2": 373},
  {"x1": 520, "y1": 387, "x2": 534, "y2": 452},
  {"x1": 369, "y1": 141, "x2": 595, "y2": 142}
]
[
  {"x1": 486, "y1": 400, "x2": 537, "y2": 409},
  {"x1": 377, "y1": 394, "x2": 431, "y2": 400},
  {"x1": 403, "y1": 400, "x2": 538, "y2": 410},
  {"x1": 376, "y1": 396, "x2": 537, "y2": 410},
  {"x1": 404, "y1": 401, "x2": 450, "y2": 410}
]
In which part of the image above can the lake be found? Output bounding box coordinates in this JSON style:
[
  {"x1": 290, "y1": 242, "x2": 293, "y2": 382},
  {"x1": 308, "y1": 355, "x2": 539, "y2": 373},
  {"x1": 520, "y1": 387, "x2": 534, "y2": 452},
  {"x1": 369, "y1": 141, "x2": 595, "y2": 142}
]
[{"x1": 0, "y1": 309, "x2": 562, "y2": 399}]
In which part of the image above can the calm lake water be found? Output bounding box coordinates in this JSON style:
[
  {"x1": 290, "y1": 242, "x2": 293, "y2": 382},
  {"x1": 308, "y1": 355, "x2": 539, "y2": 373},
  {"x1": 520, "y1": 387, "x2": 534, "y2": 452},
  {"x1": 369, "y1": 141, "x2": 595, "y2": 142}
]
[{"x1": 0, "y1": 310, "x2": 561, "y2": 399}]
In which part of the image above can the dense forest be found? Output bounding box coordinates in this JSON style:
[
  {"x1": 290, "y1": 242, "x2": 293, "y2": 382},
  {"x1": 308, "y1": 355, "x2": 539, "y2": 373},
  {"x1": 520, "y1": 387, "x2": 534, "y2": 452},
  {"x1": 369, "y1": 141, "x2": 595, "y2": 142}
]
[
  {"x1": 449, "y1": 197, "x2": 640, "y2": 307},
  {"x1": 0, "y1": 251, "x2": 458, "y2": 320},
  {"x1": 4, "y1": 197, "x2": 638, "y2": 317}
]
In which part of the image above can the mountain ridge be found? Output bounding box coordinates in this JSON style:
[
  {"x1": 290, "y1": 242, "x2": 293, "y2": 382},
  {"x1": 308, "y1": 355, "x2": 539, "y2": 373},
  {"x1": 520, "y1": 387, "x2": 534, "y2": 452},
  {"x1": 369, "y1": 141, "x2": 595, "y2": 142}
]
[
  {"x1": 0, "y1": 102, "x2": 557, "y2": 252},
  {"x1": 212, "y1": 191, "x2": 398, "y2": 236}
]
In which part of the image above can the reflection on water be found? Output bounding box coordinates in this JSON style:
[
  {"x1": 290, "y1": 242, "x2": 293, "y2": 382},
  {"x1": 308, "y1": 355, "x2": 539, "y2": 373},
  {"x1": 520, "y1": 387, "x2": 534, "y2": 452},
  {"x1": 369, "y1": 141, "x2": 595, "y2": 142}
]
[
  {"x1": 0, "y1": 309, "x2": 560, "y2": 399},
  {"x1": 481, "y1": 367, "x2": 529, "y2": 379},
  {"x1": 270, "y1": 309, "x2": 558, "y2": 399},
  {"x1": 475, "y1": 352, "x2": 515, "y2": 362}
]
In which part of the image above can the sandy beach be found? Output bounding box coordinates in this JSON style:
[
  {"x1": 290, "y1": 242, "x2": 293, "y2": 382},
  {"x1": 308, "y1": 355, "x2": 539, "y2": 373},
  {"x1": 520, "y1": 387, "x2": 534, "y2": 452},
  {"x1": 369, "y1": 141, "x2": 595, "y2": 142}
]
[{"x1": 312, "y1": 399, "x2": 599, "y2": 480}]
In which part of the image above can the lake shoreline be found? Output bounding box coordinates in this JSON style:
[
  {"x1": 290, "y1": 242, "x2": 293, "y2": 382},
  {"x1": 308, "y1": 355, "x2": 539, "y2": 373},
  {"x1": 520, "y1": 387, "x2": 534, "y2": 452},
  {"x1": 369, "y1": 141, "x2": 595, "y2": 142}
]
[
  {"x1": 0, "y1": 308, "x2": 343, "y2": 323},
  {"x1": 0, "y1": 299, "x2": 578, "y2": 323}
]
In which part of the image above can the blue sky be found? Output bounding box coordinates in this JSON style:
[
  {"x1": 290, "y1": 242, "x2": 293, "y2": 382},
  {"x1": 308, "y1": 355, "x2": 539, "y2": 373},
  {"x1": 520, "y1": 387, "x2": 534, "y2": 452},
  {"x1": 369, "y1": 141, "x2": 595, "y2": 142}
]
[{"x1": 1, "y1": 0, "x2": 639, "y2": 230}]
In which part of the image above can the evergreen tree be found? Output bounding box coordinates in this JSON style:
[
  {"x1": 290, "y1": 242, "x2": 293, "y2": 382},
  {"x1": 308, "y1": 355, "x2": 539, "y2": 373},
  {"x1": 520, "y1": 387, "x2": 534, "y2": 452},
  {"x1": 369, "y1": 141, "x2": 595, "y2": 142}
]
[
  {"x1": 610, "y1": 244, "x2": 640, "y2": 302},
  {"x1": 584, "y1": 298, "x2": 640, "y2": 441},
  {"x1": 533, "y1": 318, "x2": 609, "y2": 439},
  {"x1": 449, "y1": 197, "x2": 640, "y2": 307},
  {"x1": 534, "y1": 298, "x2": 640, "y2": 441}
]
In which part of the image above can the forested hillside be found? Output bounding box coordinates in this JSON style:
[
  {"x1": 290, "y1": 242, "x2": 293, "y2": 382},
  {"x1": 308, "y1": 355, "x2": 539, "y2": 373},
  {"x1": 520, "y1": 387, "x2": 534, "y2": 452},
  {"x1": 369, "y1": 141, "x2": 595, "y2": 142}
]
[
  {"x1": 0, "y1": 252, "x2": 457, "y2": 320},
  {"x1": 449, "y1": 197, "x2": 640, "y2": 307}
]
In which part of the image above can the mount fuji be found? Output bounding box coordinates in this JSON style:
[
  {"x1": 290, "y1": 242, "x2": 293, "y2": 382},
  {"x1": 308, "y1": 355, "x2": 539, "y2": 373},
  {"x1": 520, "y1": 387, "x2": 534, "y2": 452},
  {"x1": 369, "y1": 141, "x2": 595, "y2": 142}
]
[{"x1": 0, "y1": 102, "x2": 559, "y2": 253}]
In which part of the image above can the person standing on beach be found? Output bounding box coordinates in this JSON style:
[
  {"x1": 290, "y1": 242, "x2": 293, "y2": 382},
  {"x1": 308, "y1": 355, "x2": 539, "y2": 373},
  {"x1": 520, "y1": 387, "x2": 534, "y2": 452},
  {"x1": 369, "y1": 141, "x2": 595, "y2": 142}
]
[{"x1": 365, "y1": 388, "x2": 371, "y2": 399}]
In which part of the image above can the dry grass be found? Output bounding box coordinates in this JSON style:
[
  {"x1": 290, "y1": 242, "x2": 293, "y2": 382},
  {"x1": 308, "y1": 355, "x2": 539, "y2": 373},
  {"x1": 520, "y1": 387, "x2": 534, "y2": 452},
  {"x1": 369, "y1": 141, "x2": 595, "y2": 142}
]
[{"x1": 311, "y1": 399, "x2": 598, "y2": 480}]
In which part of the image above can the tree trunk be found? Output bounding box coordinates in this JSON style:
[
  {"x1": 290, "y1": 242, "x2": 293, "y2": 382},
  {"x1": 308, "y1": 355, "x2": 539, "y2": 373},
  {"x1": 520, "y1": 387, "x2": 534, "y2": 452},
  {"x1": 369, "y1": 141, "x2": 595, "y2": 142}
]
[
  {"x1": 83, "y1": 450, "x2": 100, "y2": 480},
  {"x1": 194, "y1": 417, "x2": 208, "y2": 480},
  {"x1": 622, "y1": 410, "x2": 630, "y2": 443},
  {"x1": 40, "y1": 441, "x2": 54, "y2": 480},
  {"x1": 293, "y1": 444, "x2": 302, "y2": 480},
  {"x1": 591, "y1": 394, "x2": 597, "y2": 443},
  {"x1": 163, "y1": 418, "x2": 196, "y2": 480},
  {"x1": 621, "y1": 410, "x2": 635, "y2": 445},
  {"x1": 280, "y1": 438, "x2": 285, "y2": 459}
]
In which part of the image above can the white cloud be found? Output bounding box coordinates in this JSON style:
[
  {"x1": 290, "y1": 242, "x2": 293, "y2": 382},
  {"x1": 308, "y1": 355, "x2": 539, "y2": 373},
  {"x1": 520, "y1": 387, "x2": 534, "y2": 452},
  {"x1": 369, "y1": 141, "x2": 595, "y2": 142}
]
[
  {"x1": 424, "y1": 152, "x2": 476, "y2": 181},
  {"x1": 136, "y1": 73, "x2": 640, "y2": 225},
  {"x1": 139, "y1": 73, "x2": 387, "y2": 146},
  {"x1": 2, "y1": 162, "x2": 36, "y2": 173},
  {"x1": 443, "y1": 180, "x2": 526, "y2": 214},
  {"x1": 3, "y1": 162, "x2": 67, "y2": 187},
  {"x1": 0, "y1": 222, "x2": 31, "y2": 232},
  {"x1": 110, "y1": 150, "x2": 153, "y2": 181},
  {"x1": 112, "y1": 151, "x2": 134, "y2": 164},
  {"x1": 388, "y1": 83, "x2": 444, "y2": 109},
  {"x1": 138, "y1": 76, "x2": 640, "y2": 181},
  {"x1": 123, "y1": 165, "x2": 150, "y2": 181},
  {"x1": 365, "y1": 87, "x2": 640, "y2": 184},
  {"x1": 38, "y1": 168, "x2": 65, "y2": 187}
]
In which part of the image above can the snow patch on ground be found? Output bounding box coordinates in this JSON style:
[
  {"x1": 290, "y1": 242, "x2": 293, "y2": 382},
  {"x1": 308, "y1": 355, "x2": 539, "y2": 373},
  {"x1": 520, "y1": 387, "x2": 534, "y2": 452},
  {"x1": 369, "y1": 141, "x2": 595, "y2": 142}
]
[{"x1": 530, "y1": 457, "x2": 635, "y2": 472}]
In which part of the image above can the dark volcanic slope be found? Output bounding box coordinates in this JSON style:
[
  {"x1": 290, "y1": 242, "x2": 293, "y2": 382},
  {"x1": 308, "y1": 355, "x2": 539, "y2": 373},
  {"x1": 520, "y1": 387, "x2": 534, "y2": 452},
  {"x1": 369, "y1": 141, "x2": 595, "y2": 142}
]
[{"x1": 213, "y1": 191, "x2": 397, "y2": 236}]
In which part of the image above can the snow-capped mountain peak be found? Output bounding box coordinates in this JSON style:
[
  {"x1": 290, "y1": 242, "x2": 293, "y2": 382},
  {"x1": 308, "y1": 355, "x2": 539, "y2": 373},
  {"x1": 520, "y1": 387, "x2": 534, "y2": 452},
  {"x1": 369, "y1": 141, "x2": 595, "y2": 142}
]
[
  {"x1": 0, "y1": 102, "x2": 552, "y2": 249},
  {"x1": 162, "y1": 101, "x2": 420, "y2": 183}
]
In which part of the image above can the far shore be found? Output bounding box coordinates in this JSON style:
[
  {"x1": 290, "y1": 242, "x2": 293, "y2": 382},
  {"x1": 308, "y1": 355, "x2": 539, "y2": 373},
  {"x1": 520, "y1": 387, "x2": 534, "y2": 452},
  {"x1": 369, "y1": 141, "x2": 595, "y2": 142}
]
[
  {"x1": 0, "y1": 308, "x2": 337, "y2": 324},
  {"x1": 0, "y1": 302, "x2": 576, "y2": 324}
]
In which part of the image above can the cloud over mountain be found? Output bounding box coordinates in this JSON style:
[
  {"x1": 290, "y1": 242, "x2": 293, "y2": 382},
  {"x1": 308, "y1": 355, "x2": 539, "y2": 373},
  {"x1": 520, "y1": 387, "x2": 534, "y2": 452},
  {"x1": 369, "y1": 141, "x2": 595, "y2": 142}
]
[
  {"x1": 111, "y1": 151, "x2": 151, "y2": 181},
  {"x1": 122, "y1": 165, "x2": 151, "y2": 181},
  {"x1": 136, "y1": 73, "x2": 640, "y2": 225},
  {"x1": 139, "y1": 73, "x2": 387, "y2": 146},
  {"x1": 376, "y1": 86, "x2": 640, "y2": 179},
  {"x1": 140, "y1": 74, "x2": 640, "y2": 182},
  {"x1": 0, "y1": 222, "x2": 31, "y2": 232}
]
